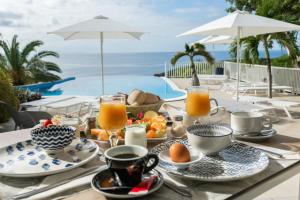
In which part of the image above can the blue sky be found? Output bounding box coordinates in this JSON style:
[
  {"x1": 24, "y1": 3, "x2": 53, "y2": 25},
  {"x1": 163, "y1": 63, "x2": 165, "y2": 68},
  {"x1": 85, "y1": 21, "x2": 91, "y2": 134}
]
[{"x1": 0, "y1": 0, "x2": 232, "y2": 53}]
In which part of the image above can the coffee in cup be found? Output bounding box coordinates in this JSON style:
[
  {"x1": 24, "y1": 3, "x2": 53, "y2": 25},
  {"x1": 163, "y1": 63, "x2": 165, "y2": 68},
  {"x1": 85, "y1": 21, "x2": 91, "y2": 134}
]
[{"x1": 104, "y1": 145, "x2": 159, "y2": 187}]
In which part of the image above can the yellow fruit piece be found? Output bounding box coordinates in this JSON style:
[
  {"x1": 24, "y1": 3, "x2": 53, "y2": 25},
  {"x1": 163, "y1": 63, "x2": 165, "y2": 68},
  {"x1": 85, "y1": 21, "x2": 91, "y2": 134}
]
[
  {"x1": 150, "y1": 122, "x2": 166, "y2": 131},
  {"x1": 91, "y1": 129, "x2": 103, "y2": 136},
  {"x1": 144, "y1": 111, "x2": 158, "y2": 119},
  {"x1": 116, "y1": 129, "x2": 125, "y2": 139},
  {"x1": 146, "y1": 130, "x2": 156, "y2": 138},
  {"x1": 97, "y1": 130, "x2": 110, "y2": 141},
  {"x1": 151, "y1": 116, "x2": 166, "y2": 123},
  {"x1": 156, "y1": 129, "x2": 166, "y2": 138}
]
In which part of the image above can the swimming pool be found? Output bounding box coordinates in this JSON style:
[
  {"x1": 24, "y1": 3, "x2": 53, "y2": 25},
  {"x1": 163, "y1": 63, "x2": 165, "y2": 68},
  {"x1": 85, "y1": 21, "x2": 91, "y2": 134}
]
[{"x1": 41, "y1": 75, "x2": 186, "y2": 100}]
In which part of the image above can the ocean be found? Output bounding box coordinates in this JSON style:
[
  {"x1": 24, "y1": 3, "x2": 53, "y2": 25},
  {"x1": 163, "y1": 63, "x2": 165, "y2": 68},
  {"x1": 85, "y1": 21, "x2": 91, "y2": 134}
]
[
  {"x1": 56, "y1": 50, "x2": 287, "y2": 78},
  {"x1": 41, "y1": 50, "x2": 287, "y2": 97}
]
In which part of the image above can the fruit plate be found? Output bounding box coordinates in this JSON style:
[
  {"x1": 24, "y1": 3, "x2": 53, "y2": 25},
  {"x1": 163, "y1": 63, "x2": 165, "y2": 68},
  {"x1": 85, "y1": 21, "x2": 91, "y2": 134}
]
[
  {"x1": 150, "y1": 139, "x2": 269, "y2": 182},
  {"x1": 0, "y1": 138, "x2": 99, "y2": 177}
]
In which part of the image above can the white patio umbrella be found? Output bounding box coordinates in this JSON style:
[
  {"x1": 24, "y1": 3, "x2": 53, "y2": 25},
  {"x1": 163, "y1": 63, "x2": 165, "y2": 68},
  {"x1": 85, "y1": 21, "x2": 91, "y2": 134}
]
[
  {"x1": 190, "y1": 35, "x2": 215, "y2": 45},
  {"x1": 202, "y1": 35, "x2": 234, "y2": 45},
  {"x1": 178, "y1": 10, "x2": 300, "y2": 101},
  {"x1": 49, "y1": 15, "x2": 145, "y2": 94}
]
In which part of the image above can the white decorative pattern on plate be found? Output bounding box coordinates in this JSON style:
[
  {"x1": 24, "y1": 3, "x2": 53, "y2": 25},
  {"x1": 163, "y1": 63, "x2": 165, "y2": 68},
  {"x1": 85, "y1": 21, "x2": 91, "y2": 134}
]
[
  {"x1": 150, "y1": 139, "x2": 269, "y2": 181},
  {"x1": 0, "y1": 138, "x2": 99, "y2": 177}
]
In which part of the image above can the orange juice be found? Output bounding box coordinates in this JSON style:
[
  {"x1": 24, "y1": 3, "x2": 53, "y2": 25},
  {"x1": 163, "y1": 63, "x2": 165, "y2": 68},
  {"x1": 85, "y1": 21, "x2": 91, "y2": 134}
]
[
  {"x1": 99, "y1": 102, "x2": 127, "y2": 130},
  {"x1": 186, "y1": 91, "x2": 210, "y2": 117}
]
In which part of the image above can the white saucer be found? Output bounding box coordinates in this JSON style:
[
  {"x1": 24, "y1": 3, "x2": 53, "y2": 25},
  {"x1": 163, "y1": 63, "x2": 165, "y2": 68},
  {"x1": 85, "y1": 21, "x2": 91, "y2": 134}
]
[
  {"x1": 234, "y1": 128, "x2": 277, "y2": 142},
  {"x1": 158, "y1": 148, "x2": 202, "y2": 169}
]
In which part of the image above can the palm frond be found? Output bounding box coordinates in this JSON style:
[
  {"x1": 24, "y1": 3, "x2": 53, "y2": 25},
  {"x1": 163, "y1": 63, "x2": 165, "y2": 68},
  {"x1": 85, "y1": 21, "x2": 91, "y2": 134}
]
[
  {"x1": 21, "y1": 40, "x2": 43, "y2": 59},
  {"x1": 35, "y1": 50, "x2": 59, "y2": 59},
  {"x1": 170, "y1": 52, "x2": 189, "y2": 65},
  {"x1": 43, "y1": 61, "x2": 62, "y2": 73},
  {"x1": 193, "y1": 49, "x2": 215, "y2": 64},
  {"x1": 242, "y1": 36, "x2": 260, "y2": 64},
  {"x1": 185, "y1": 44, "x2": 190, "y2": 53}
]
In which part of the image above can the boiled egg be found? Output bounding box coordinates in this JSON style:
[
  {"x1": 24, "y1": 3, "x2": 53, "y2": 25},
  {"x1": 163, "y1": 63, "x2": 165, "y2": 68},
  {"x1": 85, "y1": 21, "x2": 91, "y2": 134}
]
[{"x1": 169, "y1": 143, "x2": 190, "y2": 163}]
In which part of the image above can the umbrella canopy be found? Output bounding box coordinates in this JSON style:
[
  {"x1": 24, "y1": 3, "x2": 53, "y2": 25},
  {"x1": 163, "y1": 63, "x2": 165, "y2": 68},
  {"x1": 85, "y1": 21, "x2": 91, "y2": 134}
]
[
  {"x1": 49, "y1": 15, "x2": 145, "y2": 94},
  {"x1": 178, "y1": 10, "x2": 300, "y2": 38},
  {"x1": 178, "y1": 10, "x2": 300, "y2": 101},
  {"x1": 189, "y1": 35, "x2": 215, "y2": 46},
  {"x1": 202, "y1": 35, "x2": 234, "y2": 44}
]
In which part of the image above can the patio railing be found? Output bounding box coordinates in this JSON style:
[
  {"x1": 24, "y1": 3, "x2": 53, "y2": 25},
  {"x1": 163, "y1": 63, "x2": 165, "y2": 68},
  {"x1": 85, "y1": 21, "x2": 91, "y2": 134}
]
[
  {"x1": 165, "y1": 61, "x2": 224, "y2": 78},
  {"x1": 224, "y1": 61, "x2": 300, "y2": 94}
]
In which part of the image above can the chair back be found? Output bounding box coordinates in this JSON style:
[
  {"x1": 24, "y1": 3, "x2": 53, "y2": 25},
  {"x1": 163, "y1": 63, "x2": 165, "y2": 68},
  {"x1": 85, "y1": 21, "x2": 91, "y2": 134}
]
[{"x1": 0, "y1": 100, "x2": 20, "y2": 121}]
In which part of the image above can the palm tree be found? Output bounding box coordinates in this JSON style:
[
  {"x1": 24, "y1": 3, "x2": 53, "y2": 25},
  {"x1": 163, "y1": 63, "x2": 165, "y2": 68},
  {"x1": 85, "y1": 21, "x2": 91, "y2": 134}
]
[
  {"x1": 229, "y1": 1, "x2": 299, "y2": 98},
  {"x1": 230, "y1": 34, "x2": 298, "y2": 98},
  {"x1": 0, "y1": 35, "x2": 61, "y2": 85},
  {"x1": 171, "y1": 43, "x2": 214, "y2": 86}
]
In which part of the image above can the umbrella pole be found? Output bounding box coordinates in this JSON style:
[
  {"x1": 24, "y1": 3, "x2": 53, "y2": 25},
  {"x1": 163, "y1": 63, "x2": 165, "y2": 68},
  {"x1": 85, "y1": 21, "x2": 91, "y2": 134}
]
[
  {"x1": 100, "y1": 32, "x2": 104, "y2": 95},
  {"x1": 236, "y1": 27, "x2": 241, "y2": 102}
]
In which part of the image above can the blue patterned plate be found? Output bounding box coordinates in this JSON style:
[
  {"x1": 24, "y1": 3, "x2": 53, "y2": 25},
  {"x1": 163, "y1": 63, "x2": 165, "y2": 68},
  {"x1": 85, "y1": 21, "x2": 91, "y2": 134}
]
[
  {"x1": 150, "y1": 139, "x2": 269, "y2": 182},
  {"x1": 0, "y1": 138, "x2": 99, "y2": 177}
]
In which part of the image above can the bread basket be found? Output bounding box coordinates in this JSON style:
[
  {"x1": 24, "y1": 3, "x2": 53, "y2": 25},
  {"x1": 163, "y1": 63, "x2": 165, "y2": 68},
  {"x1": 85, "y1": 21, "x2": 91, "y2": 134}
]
[{"x1": 126, "y1": 100, "x2": 164, "y2": 115}]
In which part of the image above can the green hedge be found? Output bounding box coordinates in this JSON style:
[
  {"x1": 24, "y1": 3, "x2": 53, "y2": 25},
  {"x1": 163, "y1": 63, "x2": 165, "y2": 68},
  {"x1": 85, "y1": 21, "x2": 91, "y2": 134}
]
[{"x1": 0, "y1": 69, "x2": 19, "y2": 123}]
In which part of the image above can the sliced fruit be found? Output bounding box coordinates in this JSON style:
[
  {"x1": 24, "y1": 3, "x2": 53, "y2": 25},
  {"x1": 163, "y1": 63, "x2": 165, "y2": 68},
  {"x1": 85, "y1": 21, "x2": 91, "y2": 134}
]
[
  {"x1": 116, "y1": 129, "x2": 125, "y2": 139},
  {"x1": 127, "y1": 119, "x2": 133, "y2": 125},
  {"x1": 150, "y1": 122, "x2": 166, "y2": 131},
  {"x1": 156, "y1": 129, "x2": 166, "y2": 138},
  {"x1": 151, "y1": 116, "x2": 166, "y2": 123},
  {"x1": 43, "y1": 119, "x2": 52, "y2": 127},
  {"x1": 144, "y1": 111, "x2": 158, "y2": 119},
  {"x1": 91, "y1": 129, "x2": 103, "y2": 136},
  {"x1": 97, "y1": 130, "x2": 110, "y2": 140},
  {"x1": 146, "y1": 130, "x2": 157, "y2": 138}
]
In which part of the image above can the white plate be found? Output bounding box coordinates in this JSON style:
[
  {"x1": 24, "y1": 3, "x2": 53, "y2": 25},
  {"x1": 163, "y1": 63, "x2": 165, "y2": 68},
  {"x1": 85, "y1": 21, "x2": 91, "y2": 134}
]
[
  {"x1": 0, "y1": 138, "x2": 99, "y2": 177},
  {"x1": 234, "y1": 128, "x2": 277, "y2": 142},
  {"x1": 159, "y1": 149, "x2": 202, "y2": 169},
  {"x1": 151, "y1": 139, "x2": 269, "y2": 182}
]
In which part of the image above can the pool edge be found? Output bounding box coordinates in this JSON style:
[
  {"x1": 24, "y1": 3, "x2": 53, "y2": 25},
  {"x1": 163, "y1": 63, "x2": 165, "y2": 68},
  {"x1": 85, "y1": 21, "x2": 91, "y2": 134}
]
[{"x1": 161, "y1": 77, "x2": 187, "y2": 102}]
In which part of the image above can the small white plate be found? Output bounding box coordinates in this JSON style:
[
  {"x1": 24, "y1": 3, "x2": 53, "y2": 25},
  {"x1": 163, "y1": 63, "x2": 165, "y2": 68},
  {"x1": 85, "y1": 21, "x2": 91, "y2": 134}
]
[
  {"x1": 158, "y1": 148, "x2": 202, "y2": 169},
  {"x1": 234, "y1": 128, "x2": 277, "y2": 142}
]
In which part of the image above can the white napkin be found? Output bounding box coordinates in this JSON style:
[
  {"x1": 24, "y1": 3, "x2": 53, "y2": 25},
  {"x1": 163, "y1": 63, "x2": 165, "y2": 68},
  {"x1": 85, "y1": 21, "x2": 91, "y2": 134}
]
[{"x1": 17, "y1": 159, "x2": 105, "y2": 200}]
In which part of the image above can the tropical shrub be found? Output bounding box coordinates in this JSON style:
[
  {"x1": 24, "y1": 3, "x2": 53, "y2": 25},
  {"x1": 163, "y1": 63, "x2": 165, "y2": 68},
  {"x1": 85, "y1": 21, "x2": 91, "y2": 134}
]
[
  {"x1": 0, "y1": 69, "x2": 19, "y2": 123},
  {"x1": 0, "y1": 35, "x2": 61, "y2": 85},
  {"x1": 14, "y1": 89, "x2": 42, "y2": 103}
]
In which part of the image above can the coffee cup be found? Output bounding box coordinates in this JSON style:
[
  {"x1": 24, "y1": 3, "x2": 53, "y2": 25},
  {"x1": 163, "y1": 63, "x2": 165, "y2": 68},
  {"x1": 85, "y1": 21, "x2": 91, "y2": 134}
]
[
  {"x1": 231, "y1": 112, "x2": 272, "y2": 134},
  {"x1": 104, "y1": 145, "x2": 159, "y2": 187}
]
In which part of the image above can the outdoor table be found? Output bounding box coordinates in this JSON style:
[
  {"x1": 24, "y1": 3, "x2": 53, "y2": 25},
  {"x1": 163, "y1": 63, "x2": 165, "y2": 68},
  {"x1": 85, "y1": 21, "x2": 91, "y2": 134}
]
[{"x1": 1, "y1": 119, "x2": 300, "y2": 200}]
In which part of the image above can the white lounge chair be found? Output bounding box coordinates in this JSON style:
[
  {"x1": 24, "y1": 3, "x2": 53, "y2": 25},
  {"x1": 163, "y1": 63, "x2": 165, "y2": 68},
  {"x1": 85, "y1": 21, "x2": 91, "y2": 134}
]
[
  {"x1": 234, "y1": 95, "x2": 300, "y2": 119},
  {"x1": 239, "y1": 85, "x2": 293, "y2": 96},
  {"x1": 198, "y1": 75, "x2": 228, "y2": 84}
]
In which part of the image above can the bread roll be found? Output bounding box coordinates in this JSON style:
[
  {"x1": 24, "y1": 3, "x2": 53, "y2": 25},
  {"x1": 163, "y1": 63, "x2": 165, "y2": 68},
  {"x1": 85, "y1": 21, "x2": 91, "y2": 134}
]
[
  {"x1": 127, "y1": 89, "x2": 147, "y2": 105},
  {"x1": 143, "y1": 93, "x2": 160, "y2": 104}
]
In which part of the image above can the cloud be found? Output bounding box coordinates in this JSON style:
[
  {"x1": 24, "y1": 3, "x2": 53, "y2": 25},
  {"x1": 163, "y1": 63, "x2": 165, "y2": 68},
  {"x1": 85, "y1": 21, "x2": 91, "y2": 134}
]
[
  {"x1": 0, "y1": 11, "x2": 23, "y2": 27},
  {"x1": 0, "y1": 11, "x2": 22, "y2": 19},
  {"x1": 0, "y1": 0, "x2": 228, "y2": 52}
]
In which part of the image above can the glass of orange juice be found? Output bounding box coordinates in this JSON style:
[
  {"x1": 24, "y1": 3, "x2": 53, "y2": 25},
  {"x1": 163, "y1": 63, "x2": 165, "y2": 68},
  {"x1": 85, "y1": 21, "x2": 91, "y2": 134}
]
[
  {"x1": 99, "y1": 95, "x2": 127, "y2": 147},
  {"x1": 186, "y1": 86, "x2": 216, "y2": 124}
]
